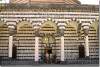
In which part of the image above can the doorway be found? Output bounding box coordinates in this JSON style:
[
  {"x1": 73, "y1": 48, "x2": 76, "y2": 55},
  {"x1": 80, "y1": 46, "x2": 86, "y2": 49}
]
[
  {"x1": 79, "y1": 45, "x2": 85, "y2": 58},
  {"x1": 40, "y1": 18, "x2": 57, "y2": 63},
  {"x1": 42, "y1": 33, "x2": 56, "y2": 63}
]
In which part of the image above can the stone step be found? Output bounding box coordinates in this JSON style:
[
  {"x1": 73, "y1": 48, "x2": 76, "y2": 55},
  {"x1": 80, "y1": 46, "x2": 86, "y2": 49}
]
[{"x1": 0, "y1": 59, "x2": 99, "y2": 65}]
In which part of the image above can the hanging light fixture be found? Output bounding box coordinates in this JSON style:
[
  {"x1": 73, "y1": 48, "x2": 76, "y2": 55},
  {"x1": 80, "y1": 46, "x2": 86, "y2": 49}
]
[{"x1": 42, "y1": 34, "x2": 49, "y2": 44}]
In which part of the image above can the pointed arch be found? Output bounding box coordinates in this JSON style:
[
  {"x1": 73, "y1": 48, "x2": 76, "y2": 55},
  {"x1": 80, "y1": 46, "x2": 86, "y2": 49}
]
[
  {"x1": 0, "y1": 21, "x2": 7, "y2": 27},
  {"x1": 0, "y1": 20, "x2": 9, "y2": 60},
  {"x1": 41, "y1": 20, "x2": 57, "y2": 30},
  {"x1": 65, "y1": 20, "x2": 84, "y2": 40},
  {"x1": 90, "y1": 21, "x2": 98, "y2": 33},
  {"x1": 17, "y1": 21, "x2": 33, "y2": 31},
  {"x1": 40, "y1": 19, "x2": 57, "y2": 34},
  {"x1": 15, "y1": 20, "x2": 35, "y2": 59},
  {"x1": 0, "y1": 21, "x2": 8, "y2": 32},
  {"x1": 66, "y1": 21, "x2": 78, "y2": 31}
]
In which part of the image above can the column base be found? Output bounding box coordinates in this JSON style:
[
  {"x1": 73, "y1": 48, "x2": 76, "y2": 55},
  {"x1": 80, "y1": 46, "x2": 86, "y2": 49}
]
[
  {"x1": 8, "y1": 57, "x2": 17, "y2": 60},
  {"x1": 34, "y1": 61, "x2": 39, "y2": 64},
  {"x1": 8, "y1": 57, "x2": 12, "y2": 59},
  {"x1": 8, "y1": 57, "x2": 13, "y2": 61},
  {"x1": 85, "y1": 56, "x2": 90, "y2": 59},
  {"x1": 60, "y1": 61, "x2": 65, "y2": 64}
]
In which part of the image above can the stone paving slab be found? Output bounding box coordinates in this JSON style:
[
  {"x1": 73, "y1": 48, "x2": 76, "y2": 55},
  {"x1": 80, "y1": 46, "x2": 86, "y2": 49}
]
[{"x1": 1, "y1": 64, "x2": 99, "y2": 67}]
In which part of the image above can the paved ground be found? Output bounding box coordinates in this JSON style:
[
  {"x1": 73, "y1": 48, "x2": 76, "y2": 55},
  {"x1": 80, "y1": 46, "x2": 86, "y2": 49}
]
[{"x1": 1, "y1": 64, "x2": 99, "y2": 67}]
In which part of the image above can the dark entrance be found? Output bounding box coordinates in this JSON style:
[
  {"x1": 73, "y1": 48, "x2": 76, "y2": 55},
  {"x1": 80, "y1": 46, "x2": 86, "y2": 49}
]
[
  {"x1": 42, "y1": 34, "x2": 56, "y2": 63},
  {"x1": 44, "y1": 46, "x2": 52, "y2": 63},
  {"x1": 79, "y1": 45, "x2": 85, "y2": 58},
  {"x1": 12, "y1": 44, "x2": 17, "y2": 59}
]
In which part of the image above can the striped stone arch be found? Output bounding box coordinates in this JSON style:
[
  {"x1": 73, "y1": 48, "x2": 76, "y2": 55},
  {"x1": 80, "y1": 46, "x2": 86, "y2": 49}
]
[
  {"x1": 40, "y1": 18, "x2": 57, "y2": 34},
  {"x1": 15, "y1": 19, "x2": 36, "y2": 60},
  {"x1": 0, "y1": 19, "x2": 9, "y2": 59},
  {"x1": 90, "y1": 20, "x2": 99, "y2": 33},
  {"x1": 64, "y1": 20, "x2": 81, "y2": 59},
  {"x1": 0, "y1": 19, "x2": 7, "y2": 27},
  {"x1": 66, "y1": 20, "x2": 79, "y2": 33},
  {"x1": 17, "y1": 20, "x2": 33, "y2": 31},
  {"x1": 0, "y1": 19, "x2": 8, "y2": 32}
]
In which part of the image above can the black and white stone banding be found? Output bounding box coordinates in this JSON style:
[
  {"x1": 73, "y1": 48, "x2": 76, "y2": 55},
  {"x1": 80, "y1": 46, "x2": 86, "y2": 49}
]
[
  {"x1": 81, "y1": 21, "x2": 91, "y2": 57},
  {"x1": 57, "y1": 21, "x2": 66, "y2": 62},
  {"x1": 6, "y1": 21, "x2": 16, "y2": 58},
  {"x1": 32, "y1": 22, "x2": 40, "y2": 62}
]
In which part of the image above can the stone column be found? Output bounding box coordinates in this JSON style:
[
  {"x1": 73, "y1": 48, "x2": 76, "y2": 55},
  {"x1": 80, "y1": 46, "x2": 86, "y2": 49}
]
[
  {"x1": 8, "y1": 26, "x2": 16, "y2": 58},
  {"x1": 84, "y1": 29, "x2": 89, "y2": 57},
  {"x1": 34, "y1": 29, "x2": 40, "y2": 62},
  {"x1": 8, "y1": 35, "x2": 13, "y2": 58},
  {"x1": 81, "y1": 21, "x2": 90, "y2": 58},
  {"x1": 60, "y1": 29, "x2": 65, "y2": 62},
  {"x1": 7, "y1": 22, "x2": 16, "y2": 58}
]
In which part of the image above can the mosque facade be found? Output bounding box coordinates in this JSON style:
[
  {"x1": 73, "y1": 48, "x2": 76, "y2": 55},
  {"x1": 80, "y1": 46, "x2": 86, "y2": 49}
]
[{"x1": 0, "y1": 0, "x2": 99, "y2": 65}]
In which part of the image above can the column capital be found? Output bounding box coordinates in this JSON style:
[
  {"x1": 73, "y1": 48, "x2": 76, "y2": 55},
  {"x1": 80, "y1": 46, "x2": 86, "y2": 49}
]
[
  {"x1": 59, "y1": 29, "x2": 64, "y2": 36},
  {"x1": 83, "y1": 28, "x2": 89, "y2": 36},
  {"x1": 34, "y1": 29, "x2": 40, "y2": 37},
  {"x1": 8, "y1": 25, "x2": 16, "y2": 35},
  {"x1": 81, "y1": 21, "x2": 91, "y2": 36},
  {"x1": 6, "y1": 21, "x2": 17, "y2": 35},
  {"x1": 6, "y1": 21, "x2": 16, "y2": 26}
]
